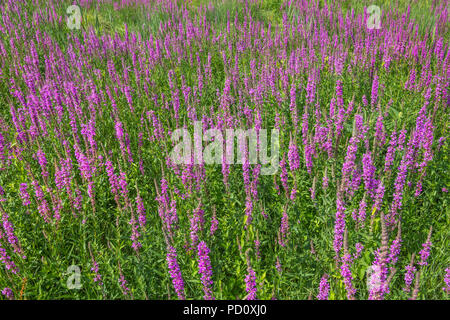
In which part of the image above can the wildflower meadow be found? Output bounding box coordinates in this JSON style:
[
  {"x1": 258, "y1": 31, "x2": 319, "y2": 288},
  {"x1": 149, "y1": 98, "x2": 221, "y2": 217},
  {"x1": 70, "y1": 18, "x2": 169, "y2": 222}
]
[{"x1": 0, "y1": 0, "x2": 448, "y2": 300}]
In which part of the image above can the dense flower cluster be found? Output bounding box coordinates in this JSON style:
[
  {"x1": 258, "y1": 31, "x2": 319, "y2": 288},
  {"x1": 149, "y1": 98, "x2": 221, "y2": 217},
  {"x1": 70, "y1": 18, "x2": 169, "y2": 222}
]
[
  {"x1": 317, "y1": 275, "x2": 330, "y2": 300},
  {"x1": 245, "y1": 268, "x2": 257, "y2": 300},
  {"x1": 1, "y1": 287, "x2": 13, "y2": 300},
  {"x1": 166, "y1": 246, "x2": 185, "y2": 300},
  {"x1": 0, "y1": 0, "x2": 447, "y2": 301},
  {"x1": 197, "y1": 241, "x2": 214, "y2": 300},
  {"x1": 443, "y1": 267, "x2": 450, "y2": 295}
]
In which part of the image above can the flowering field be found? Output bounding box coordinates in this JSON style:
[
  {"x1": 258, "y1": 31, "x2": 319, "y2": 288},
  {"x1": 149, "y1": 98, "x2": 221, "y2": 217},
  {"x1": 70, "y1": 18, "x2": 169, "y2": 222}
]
[{"x1": 0, "y1": 0, "x2": 448, "y2": 300}]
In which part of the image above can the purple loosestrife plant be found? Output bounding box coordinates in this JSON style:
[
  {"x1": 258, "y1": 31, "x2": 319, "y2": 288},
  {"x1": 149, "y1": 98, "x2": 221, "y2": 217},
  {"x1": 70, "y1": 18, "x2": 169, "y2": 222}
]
[
  {"x1": 129, "y1": 216, "x2": 141, "y2": 253},
  {"x1": 245, "y1": 267, "x2": 257, "y2": 300},
  {"x1": 1, "y1": 213, "x2": 21, "y2": 254},
  {"x1": 371, "y1": 72, "x2": 379, "y2": 107},
  {"x1": 166, "y1": 245, "x2": 185, "y2": 300},
  {"x1": 119, "y1": 273, "x2": 131, "y2": 296},
  {"x1": 275, "y1": 256, "x2": 282, "y2": 274},
  {"x1": 19, "y1": 183, "x2": 30, "y2": 206},
  {"x1": 135, "y1": 195, "x2": 146, "y2": 229},
  {"x1": 418, "y1": 228, "x2": 433, "y2": 266},
  {"x1": 372, "y1": 181, "x2": 385, "y2": 213},
  {"x1": 288, "y1": 137, "x2": 300, "y2": 172},
  {"x1": 197, "y1": 241, "x2": 214, "y2": 300},
  {"x1": 317, "y1": 275, "x2": 330, "y2": 300},
  {"x1": 333, "y1": 196, "x2": 346, "y2": 257},
  {"x1": 362, "y1": 151, "x2": 377, "y2": 198},
  {"x1": 341, "y1": 137, "x2": 358, "y2": 194},
  {"x1": 384, "y1": 130, "x2": 397, "y2": 172},
  {"x1": 340, "y1": 253, "x2": 356, "y2": 300},
  {"x1": 403, "y1": 263, "x2": 416, "y2": 293},
  {"x1": 210, "y1": 209, "x2": 218, "y2": 236},
  {"x1": 36, "y1": 149, "x2": 48, "y2": 180},
  {"x1": 1, "y1": 287, "x2": 13, "y2": 300},
  {"x1": 354, "y1": 243, "x2": 364, "y2": 260},
  {"x1": 91, "y1": 259, "x2": 103, "y2": 286},
  {"x1": 279, "y1": 154, "x2": 289, "y2": 196},
  {"x1": 190, "y1": 205, "x2": 205, "y2": 250},
  {"x1": 278, "y1": 209, "x2": 289, "y2": 247},
  {"x1": 0, "y1": 243, "x2": 18, "y2": 274},
  {"x1": 374, "y1": 114, "x2": 386, "y2": 147},
  {"x1": 443, "y1": 267, "x2": 450, "y2": 294},
  {"x1": 389, "y1": 239, "x2": 402, "y2": 267}
]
